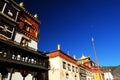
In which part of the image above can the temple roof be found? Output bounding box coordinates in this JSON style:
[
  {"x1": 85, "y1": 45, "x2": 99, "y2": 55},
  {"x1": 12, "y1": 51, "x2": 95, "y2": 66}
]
[
  {"x1": 80, "y1": 54, "x2": 89, "y2": 60},
  {"x1": 9, "y1": 0, "x2": 41, "y2": 24}
]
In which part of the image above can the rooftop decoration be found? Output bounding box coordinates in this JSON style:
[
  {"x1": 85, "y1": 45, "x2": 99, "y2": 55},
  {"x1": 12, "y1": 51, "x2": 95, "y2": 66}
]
[
  {"x1": 19, "y1": 2, "x2": 24, "y2": 7},
  {"x1": 80, "y1": 54, "x2": 89, "y2": 60},
  {"x1": 34, "y1": 14, "x2": 38, "y2": 18},
  {"x1": 57, "y1": 44, "x2": 61, "y2": 50}
]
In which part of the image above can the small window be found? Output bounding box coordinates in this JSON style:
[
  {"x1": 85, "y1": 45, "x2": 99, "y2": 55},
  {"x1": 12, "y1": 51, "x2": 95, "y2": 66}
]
[
  {"x1": 23, "y1": 23, "x2": 31, "y2": 32},
  {"x1": 20, "y1": 38, "x2": 28, "y2": 47},
  {"x1": 76, "y1": 67, "x2": 78, "y2": 73},
  {"x1": 66, "y1": 73, "x2": 69, "y2": 79},
  {"x1": 75, "y1": 75, "x2": 77, "y2": 80},
  {"x1": 68, "y1": 64, "x2": 71, "y2": 71},
  {"x1": 72, "y1": 66, "x2": 74, "y2": 72},
  {"x1": 26, "y1": 26, "x2": 30, "y2": 32},
  {"x1": 35, "y1": 31, "x2": 38, "y2": 38},
  {"x1": 63, "y1": 62, "x2": 66, "y2": 69},
  {"x1": 0, "y1": 0, "x2": 5, "y2": 11},
  {"x1": 4, "y1": 3, "x2": 18, "y2": 20}
]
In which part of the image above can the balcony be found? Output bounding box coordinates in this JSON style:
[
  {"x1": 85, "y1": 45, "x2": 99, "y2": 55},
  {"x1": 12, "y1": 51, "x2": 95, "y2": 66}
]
[{"x1": 0, "y1": 39, "x2": 49, "y2": 71}]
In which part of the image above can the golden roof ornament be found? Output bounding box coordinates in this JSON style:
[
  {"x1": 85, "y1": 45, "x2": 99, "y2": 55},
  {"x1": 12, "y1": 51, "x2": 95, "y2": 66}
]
[
  {"x1": 19, "y1": 2, "x2": 24, "y2": 7},
  {"x1": 34, "y1": 14, "x2": 38, "y2": 18},
  {"x1": 80, "y1": 54, "x2": 88, "y2": 59}
]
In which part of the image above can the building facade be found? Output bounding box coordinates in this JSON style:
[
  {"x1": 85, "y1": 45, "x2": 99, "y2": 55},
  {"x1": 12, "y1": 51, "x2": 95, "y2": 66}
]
[
  {"x1": 0, "y1": 0, "x2": 49, "y2": 80},
  {"x1": 47, "y1": 45, "x2": 79, "y2": 80},
  {"x1": 92, "y1": 66, "x2": 103, "y2": 80},
  {"x1": 77, "y1": 54, "x2": 94, "y2": 80},
  {"x1": 102, "y1": 66, "x2": 117, "y2": 80},
  {"x1": 103, "y1": 72, "x2": 113, "y2": 80},
  {"x1": 77, "y1": 54, "x2": 103, "y2": 80}
]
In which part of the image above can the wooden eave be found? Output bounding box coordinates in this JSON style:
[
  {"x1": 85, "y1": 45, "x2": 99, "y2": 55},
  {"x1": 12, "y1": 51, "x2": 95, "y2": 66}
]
[
  {"x1": 9, "y1": 0, "x2": 41, "y2": 24},
  {"x1": 1, "y1": 0, "x2": 41, "y2": 24}
]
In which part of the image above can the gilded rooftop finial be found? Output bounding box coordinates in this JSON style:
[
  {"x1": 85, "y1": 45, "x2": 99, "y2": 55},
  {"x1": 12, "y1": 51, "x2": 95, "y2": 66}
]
[
  {"x1": 19, "y1": 2, "x2": 24, "y2": 7},
  {"x1": 34, "y1": 14, "x2": 38, "y2": 18},
  {"x1": 80, "y1": 53, "x2": 88, "y2": 59}
]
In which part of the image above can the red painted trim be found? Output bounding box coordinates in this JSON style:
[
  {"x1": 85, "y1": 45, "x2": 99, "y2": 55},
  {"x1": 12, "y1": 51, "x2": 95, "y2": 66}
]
[{"x1": 48, "y1": 50, "x2": 77, "y2": 65}]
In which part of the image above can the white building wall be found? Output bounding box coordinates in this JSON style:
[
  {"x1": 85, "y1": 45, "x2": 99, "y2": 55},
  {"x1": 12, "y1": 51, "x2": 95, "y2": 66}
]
[
  {"x1": 5, "y1": 72, "x2": 33, "y2": 80},
  {"x1": 28, "y1": 40, "x2": 38, "y2": 50},
  {"x1": 14, "y1": 33, "x2": 22, "y2": 43},
  {"x1": 59, "y1": 57, "x2": 79, "y2": 80},
  {"x1": 25, "y1": 74, "x2": 32, "y2": 80},
  {"x1": 49, "y1": 56, "x2": 61, "y2": 80},
  {"x1": 11, "y1": 72, "x2": 23, "y2": 80},
  {"x1": 104, "y1": 72, "x2": 113, "y2": 80},
  {"x1": 14, "y1": 33, "x2": 38, "y2": 50},
  {"x1": 49, "y1": 55, "x2": 80, "y2": 80}
]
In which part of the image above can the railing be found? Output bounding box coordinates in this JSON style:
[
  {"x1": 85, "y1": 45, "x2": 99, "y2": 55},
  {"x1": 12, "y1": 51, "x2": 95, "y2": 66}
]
[{"x1": 0, "y1": 39, "x2": 49, "y2": 70}]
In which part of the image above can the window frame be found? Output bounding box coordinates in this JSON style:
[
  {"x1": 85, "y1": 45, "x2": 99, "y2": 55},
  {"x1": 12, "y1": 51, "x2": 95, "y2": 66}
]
[
  {"x1": 68, "y1": 64, "x2": 71, "y2": 71},
  {"x1": 63, "y1": 61, "x2": 66, "y2": 69}
]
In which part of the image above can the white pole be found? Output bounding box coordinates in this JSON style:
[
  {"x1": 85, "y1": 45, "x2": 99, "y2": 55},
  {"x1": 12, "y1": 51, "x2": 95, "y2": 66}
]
[{"x1": 91, "y1": 37, "x2": 99, "y2": 66}]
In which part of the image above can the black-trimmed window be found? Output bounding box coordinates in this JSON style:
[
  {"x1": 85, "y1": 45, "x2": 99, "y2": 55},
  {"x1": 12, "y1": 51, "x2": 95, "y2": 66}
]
[
  {"x1": 75, "y1": 75, "x2": 77, "y2": 80},
  {"x1": 63, "y1": 62, "x2": 66, "y2": 69},
  {"x1": 66, "y1": 73, "x2": 69, "y2": 79},
  {"x1": 76, "y1": 67, "x2": 78, "y2": 73},
  {"x1": 23, "y1": 23, "x2": 31, "y2": 32},
  {"x1": 68, "y1": 64, "x2": 71, "y2": 71},
  {"x1": 0, "y1": 21, "x2": 14, "y2": 39},
  {"x1": 4, "y1": 3, "x2": 18, "y2": 20},
  {"x1": 20, "y1": 37, "x2": 28, "y2": 47},
  {"x1": 26, "y1": 26, "x2": 30, "y2": 32},
  {"x1": 72, "y1": 66, "x2": 74, "y2": 72},
  {"x1": 0, "y1": 0, "x2": 5, "y2": 11}
]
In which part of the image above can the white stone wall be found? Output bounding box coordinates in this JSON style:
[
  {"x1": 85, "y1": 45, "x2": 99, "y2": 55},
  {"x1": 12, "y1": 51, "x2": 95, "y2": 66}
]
[
  {"x1": 49, "y1": 56, "x2": 61, "y2": 80},
  {"x1": 5, "y1": 72, "x2": 23, "y2": 80},
  {"x1": 14, "y1": 33, "x2": 38, "y2": 50},
  {"x1": 104, "y1": 72, "x2": 113, "y2": 80},
  {"x1": 14, "y1": 33, "x2": 22, "y2": 43},
  {"x1": 28, "y1": 40, "x2": 37, "y2": 50},
  {"x1": 59, "y1": 57, "x2": 79, "y2": 80},
  {"x1": 25, "y1": 74, "x2": 33, "y2": 80},
  {"x1": 4, "y1": 72, "x2": 33, "y2": 80},
  {"x1": 49, "y1": 56, "x2": 79, "y2": 80}
]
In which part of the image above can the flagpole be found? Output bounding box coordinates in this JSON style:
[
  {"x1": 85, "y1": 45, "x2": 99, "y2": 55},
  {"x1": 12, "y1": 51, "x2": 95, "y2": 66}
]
[{"x1": 91, "y1": 37, "x2": 99, "y2": 66}]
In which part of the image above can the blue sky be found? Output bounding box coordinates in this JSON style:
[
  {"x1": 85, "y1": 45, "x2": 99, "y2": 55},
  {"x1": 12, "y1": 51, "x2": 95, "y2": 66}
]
[{"x1": 16, "y1": 0, "x2": 120, "y2": 66}]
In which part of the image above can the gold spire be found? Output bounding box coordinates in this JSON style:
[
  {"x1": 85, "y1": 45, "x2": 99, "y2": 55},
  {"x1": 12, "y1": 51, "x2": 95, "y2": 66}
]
[
  {"x1": 19, "y1": 2, "x2": 24, "y2": 7},
  {"x1": 34, "y1": 14, "x2": 38, "y2": 18},
  {"x1": 80, "y1": 54, "x2": 88, "y2": 59}
]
